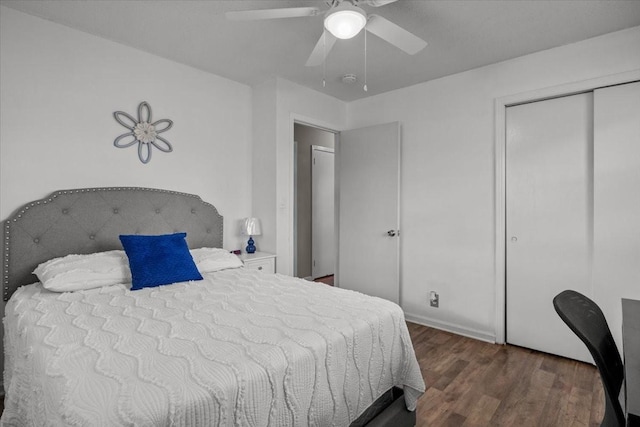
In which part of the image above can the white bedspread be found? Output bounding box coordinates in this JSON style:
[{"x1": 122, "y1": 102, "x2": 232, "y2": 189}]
[{"x1": 2, "y1": 269, "x2": 424, "y2": 426}]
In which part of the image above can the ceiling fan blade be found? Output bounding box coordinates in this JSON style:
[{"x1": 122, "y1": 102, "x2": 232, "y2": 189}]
[
  {"x1": 226, "y1": 7, "x2": 320, "y2": 21},
  {"x1": 365, "y1": 14, "x2": 427, "y2": 55},
  {"x1": 305, "y1": 31, "x2": 338, "y2": 67},
  {"x1": 361, "y1": 0, "x2": 398, "y2": 7}
]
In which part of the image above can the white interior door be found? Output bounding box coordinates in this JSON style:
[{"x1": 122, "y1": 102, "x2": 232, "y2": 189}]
[
  {"x1": 506, "y1": 93, "x2": 593, "y2": 363},
  {"x1": 337, "y1": 122, "x2": 400, "y2": 303},
  {"x1": 312, "y1": 146, "x2": 335, "y2": 279}
]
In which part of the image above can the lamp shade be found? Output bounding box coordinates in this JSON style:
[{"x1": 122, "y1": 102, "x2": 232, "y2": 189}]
[
  {"x1": 241, "y1": 217, "x2": 262, "y2": 236},
  {"x1": 324, "y1": 3, "x2": 367, "y2": 40}
]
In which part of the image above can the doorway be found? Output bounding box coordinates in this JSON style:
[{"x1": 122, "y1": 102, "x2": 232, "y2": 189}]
[
  {"x1": 312, "y1": 146, "x2": 335, "y2": 279},
  {"x1": 291, "y1": 120, "x2": 402, "y2": 302},
  {"x1": 293, "y1": 123, "x2": 336, "y2": 280}
]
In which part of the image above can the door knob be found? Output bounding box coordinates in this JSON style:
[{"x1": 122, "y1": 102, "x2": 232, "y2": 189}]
[{"x1": 387, "y1": 230, "x2": 399, "y2": 237}]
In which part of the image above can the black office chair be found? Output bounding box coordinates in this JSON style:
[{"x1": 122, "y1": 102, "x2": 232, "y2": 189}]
[{"x1": 553, "y1": 290, "x2": 626, "y2": 427}]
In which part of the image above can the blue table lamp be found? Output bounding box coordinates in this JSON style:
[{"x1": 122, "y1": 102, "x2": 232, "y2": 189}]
[{"x1": 241, "y1": 217, "x2": 262, "y2": 254}]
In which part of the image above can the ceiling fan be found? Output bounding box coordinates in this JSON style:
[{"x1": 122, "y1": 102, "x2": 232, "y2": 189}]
[{"x1": 226, "y1": 0, "x2": 427, "y2": 67}]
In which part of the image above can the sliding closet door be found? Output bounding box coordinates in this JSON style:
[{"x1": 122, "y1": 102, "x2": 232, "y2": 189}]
[
  {"x1": 506, "y1": 93, "x2": 593, "y2": 362},
  {"x1": 592, "y1": 81, "x2": 640, "y2": 348}
]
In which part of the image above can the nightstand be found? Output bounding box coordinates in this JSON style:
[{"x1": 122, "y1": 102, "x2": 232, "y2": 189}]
[{"x1": 238, "y1": 252, "x2": 276, "y2": 274}]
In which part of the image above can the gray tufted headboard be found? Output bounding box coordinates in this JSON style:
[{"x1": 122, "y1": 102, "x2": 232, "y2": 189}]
[{"x1": 2, "y1": 187, "x2": 224, "y2": 301}]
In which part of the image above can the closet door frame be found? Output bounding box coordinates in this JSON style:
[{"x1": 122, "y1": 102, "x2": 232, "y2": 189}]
[{"x1": 493, "y1": 69, "x2": 640, "y2": 344}]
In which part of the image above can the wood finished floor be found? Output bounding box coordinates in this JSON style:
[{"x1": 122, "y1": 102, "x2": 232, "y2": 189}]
[
  {"x1": 314, "y1": 274, "x2": 335, "y2": 286},
  {"x1": 408, "y1": 322, "x2": 604, "y2": 427}
]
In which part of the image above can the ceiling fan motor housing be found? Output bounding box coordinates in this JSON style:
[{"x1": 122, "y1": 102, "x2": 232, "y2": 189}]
[{"x1": 324, "y1": 2, "x2": 368, "y2": 39}]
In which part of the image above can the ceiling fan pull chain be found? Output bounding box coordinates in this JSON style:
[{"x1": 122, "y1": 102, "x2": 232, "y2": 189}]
[
  {"x1": 323, "y1": 31, "x2": 327, "y2": 88},
  {"x1": 364, "y1": 23, "x2": 368, "y2": 92}
]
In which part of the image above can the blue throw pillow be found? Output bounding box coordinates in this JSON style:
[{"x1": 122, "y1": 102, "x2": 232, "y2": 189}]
[{"x1": 119, "y1": 232, "x2": 203, "y2": 290}]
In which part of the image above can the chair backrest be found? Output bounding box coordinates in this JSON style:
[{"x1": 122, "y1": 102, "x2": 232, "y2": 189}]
[{"x1": 553, "y1": 290, "x2": 625, "y2": 427}]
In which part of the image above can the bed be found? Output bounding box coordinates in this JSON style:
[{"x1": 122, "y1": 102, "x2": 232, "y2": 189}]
[{"x1": 1, "y1": 187, "x2": 425, "y2": 426}]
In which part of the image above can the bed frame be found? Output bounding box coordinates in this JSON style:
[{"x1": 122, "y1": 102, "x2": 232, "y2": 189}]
[
  {"x1": 2, "y1": 187, "x2": 223, "y2": 301},
  {"x1": 1, "y1": 186, "x2": 416, "y2": 427}
]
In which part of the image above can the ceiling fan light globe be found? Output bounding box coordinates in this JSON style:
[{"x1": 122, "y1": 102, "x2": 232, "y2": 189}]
[{"x1": 324, "y1": 7, "x2": 367, "y2": 39}]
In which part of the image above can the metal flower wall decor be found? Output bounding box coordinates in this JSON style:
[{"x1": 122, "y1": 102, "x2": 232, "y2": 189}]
[{"x1": 113, "y1": 102, "x2": 173, "y2": 164}]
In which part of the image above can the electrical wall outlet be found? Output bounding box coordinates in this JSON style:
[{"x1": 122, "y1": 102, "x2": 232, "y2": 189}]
[{"x1": 429, "y1": 291, "x2": 439, "y2": 308}]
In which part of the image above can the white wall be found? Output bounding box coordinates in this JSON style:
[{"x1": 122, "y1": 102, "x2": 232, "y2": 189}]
[
  {"x1": 347, "y1": 26, "x2": 640, "y2": 341},
  {"x1": 0, "y1": 7, "x2": 253, "y2": 250},
  {"x1": 251, "y1": 79, "x2": 278, "y2": 256},
  {"x1": 0, "y1": 6, "x2": 254, "y2": 389},
  {"x1": 253, "y1": 78, "x2": 347, "y2": 275},
  {"x1": 275, "y1": 79, "x2": 348, "y2": 276}
]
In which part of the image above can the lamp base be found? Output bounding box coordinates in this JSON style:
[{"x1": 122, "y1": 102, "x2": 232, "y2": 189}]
[{"x1": 246, "y1": 236, "x2": 256, "y2": 254}]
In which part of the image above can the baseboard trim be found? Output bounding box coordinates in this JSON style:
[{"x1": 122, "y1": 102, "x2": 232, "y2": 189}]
[{"x1": 404, "y1": 312, "x2": 496, "y2": 344}]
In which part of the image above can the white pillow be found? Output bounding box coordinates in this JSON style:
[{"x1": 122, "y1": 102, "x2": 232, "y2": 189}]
[
  {"x1": 191, "y1": 247, "x2": 243, "y2": 272},
  {"x1": 33, "y1": 250, "x2": 131, "y2": 292},
  {"x1": 33, "y1": 247, "x2": 243, "y2": 292}
]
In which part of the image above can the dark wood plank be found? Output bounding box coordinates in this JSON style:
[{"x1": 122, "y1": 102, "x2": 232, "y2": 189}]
[
  {"x1": 313, "y1": 275, "x2": 334, "y2": 286},
  {"x1": 408, "y1": 322, "x2": 604, "y2": 427}
]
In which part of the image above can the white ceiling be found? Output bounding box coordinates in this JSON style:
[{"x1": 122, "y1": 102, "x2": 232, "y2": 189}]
[{"x1": 2, "y1": 0, "x2": 640, "y2": 101}]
